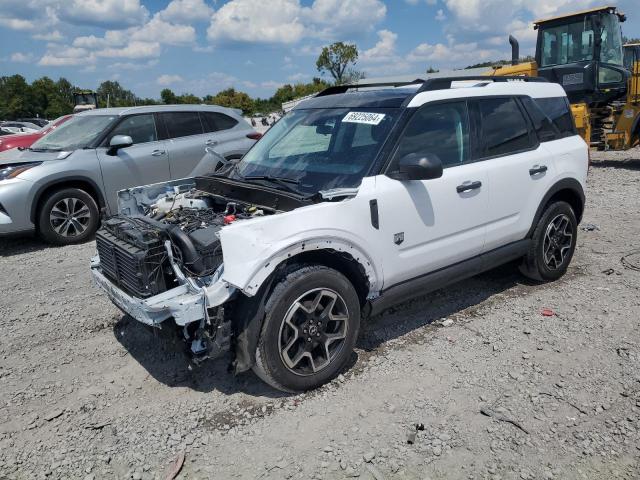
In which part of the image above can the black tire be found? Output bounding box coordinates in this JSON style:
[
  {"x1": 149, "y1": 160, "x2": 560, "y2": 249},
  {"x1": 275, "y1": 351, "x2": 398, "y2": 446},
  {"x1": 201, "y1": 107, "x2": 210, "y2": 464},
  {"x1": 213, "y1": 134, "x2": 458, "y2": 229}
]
[
  {"x1": 520, "y1": 201, "x2": 577, "y2": 281},
  {"x1": 37, "y1": 188, "x2": 99, "y2": 245},
  {"x1": 253, "y1": 265, "x2": 360, "y2": 392}
]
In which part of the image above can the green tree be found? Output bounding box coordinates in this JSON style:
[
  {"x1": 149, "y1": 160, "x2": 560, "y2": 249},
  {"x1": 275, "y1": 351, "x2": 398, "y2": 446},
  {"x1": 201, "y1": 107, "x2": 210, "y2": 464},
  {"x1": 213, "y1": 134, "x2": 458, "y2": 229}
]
[
  {"x1": 426, "y1": 66, "x2": 439, "y2": 73},
  {"x1": 160, "y1": 88, "x2": 178, "y2": 104},
  {"x1": 0, "y1": 75, "x2": 37, "y2": 119},
  {"x1": 204, "y1": 88, "x2": 253, "y2": 113},
  {"x1": 316, "y1": 42, "x2": 360, "y2": 85},
  {"x1": 97, "y1": 80, "x2": 138, "y2": 107}
]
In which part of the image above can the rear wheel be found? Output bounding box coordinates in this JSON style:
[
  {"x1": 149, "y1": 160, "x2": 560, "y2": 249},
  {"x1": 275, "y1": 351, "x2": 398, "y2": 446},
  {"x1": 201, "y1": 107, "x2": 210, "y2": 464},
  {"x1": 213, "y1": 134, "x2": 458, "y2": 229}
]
[
  {"x1": 520, "y1": 201, "x2": 577, "y2": 281},
  {"x1": 253, "y1": 265, "x2": 360, "y2": 392},
  {"x1": 37, "y1": 188, "x2": 99, "y2": 245}
]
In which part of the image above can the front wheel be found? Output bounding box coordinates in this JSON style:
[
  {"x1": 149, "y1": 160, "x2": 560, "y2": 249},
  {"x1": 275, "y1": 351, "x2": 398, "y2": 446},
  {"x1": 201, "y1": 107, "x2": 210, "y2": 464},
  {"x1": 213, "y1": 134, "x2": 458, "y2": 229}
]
[
  {"x1": 253, "y1": 265, "x2": 360, "y2": 392},
  {"x1": 520, "y1": 201, "x2": 577, "y2": 281},
  {"x1": 37, "y1": 188, "x2": 99, "y2": 245}
]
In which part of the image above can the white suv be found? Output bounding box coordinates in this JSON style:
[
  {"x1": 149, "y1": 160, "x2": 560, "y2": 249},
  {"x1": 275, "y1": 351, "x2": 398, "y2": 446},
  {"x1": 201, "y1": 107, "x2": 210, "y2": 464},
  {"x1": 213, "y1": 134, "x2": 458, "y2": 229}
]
[{"x1": 91, "y1": 76, "x2": 588, "y2": 392}]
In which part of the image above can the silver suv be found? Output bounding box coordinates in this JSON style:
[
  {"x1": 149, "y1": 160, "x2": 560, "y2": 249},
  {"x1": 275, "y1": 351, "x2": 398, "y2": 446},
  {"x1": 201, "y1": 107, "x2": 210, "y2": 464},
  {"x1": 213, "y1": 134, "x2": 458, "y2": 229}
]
[{"x1": 0, "y1": 105, "x2": 259, "y2": 244}]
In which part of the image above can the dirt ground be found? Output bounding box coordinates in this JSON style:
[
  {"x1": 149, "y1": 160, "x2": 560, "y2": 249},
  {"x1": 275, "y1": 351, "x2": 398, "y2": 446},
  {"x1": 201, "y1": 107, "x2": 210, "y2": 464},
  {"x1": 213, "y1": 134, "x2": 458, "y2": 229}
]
[{"x1": 1, "y1": 151, "x2": 639, "y2": 480}]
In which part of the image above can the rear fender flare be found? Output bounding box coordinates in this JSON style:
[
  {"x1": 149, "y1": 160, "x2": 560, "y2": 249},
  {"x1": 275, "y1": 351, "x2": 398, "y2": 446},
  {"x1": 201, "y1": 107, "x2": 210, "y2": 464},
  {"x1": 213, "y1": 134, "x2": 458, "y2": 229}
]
[{"x1": 526, "y1": 178, "x2": 585, "y2": 238}]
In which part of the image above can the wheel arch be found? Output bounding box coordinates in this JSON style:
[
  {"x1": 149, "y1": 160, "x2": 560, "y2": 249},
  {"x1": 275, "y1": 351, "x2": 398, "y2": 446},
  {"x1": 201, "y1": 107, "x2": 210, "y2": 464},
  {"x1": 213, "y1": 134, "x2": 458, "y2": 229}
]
[
  {"x1": 527, "y1": 178, "x2": 585, "y2": 238},
  {"x1": 31, "y1": 177, "x2": 106, "y2": 225},
  {"x1": 230, "y1": 247, "x2": 375, "y2": 375}
]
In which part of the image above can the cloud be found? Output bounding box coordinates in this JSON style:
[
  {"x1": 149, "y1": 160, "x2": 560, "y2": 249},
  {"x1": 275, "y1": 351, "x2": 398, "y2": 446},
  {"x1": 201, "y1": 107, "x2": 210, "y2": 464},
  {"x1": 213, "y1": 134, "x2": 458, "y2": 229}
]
[
  {"x1": 208, "y1": 0, "x2": 305, "y2": 44},
  {"x1": 361, "y1": 30, "x2": 397, "y2": 62},
  {"x1": 159, "y1": 0, "x2": 213, "y2": 23},
  {"x1": 207, "y1": 0, "x2": 386, "y2": 44},
  {"x1": 435, "y1": 9, "x2": 446, "y2": 21},
  {"x1": 32, "y1": 30, "x2": 64, "y2": 42},
  {"x1": 109, "y1": 59, "x2": 158, "y2": 70},
  {"x1": 10, "y1": 52, "x2": 34, "y2": 63},
  {"x1": 0, "y1": 17, "x2": 35, "y2": 30},
  {"x1": 38, "y1": 46, "x2": 95, "y2": 67},
  {"x1": 96, "y1": 41, "x2": 161, "y2": 59},
  {"x1": 131, "y1": 15, "x2": 196, "y2": 46},
  {"x1": 57, "y1": 0, "x2": 149, "y2": 29},
  {"x1": 157, "y1": 74, "x2": 184, "y2": 86}
]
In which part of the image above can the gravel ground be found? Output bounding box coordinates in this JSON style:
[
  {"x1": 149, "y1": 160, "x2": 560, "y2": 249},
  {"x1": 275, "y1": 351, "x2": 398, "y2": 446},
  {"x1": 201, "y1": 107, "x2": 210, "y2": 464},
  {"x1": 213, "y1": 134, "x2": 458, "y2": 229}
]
[{"x1": 1, "y1": 151, "x2": 640, "y2": 480}]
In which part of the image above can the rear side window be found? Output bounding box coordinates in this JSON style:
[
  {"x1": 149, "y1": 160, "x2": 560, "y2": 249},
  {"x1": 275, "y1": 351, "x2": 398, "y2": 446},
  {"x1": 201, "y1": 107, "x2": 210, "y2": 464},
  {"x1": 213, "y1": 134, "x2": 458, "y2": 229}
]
[
  {"x1": 162, "y1": 112, "x2": 203, "y2": 138},
  {"x1": 109, "y1": 114, "x2": 157, "y2": 144},
  {"x1": 477, "y1": 97, "x2": 536, "y2": 157},
  {"x1": 535, "y1": 97, "x2": 577, "y2": 138},
  {"x1": 393, "y1": 101, "x2": 470, "y2": 168},
  {"x1": 521, "y1": 96, "x2": 561, "y2": 142},
  {"x1": 201, "y1": 112, "x2": 239, "y2": 133}
]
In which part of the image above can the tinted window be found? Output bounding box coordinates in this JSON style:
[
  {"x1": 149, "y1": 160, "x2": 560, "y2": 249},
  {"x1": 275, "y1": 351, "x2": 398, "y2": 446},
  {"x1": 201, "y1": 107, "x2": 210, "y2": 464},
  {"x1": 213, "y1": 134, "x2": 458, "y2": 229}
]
[
  {"x1": 201, "y1": 112, "x2": 239, "y2": 133},
  {"x1": 109, "y1": 114, "x2": 157, "y2": 144},
  {"x1": 478, "y1": 98, "x2": 535, "y2": 157},
  {"x1": 521, "y1": 97, "x2": 561, "y2": 142},
  {"x1": 394, "y1": 102, "x2": 469, "y2": 168},
  {"x1": 535, "y1": 97, "x2": 577, "y2": 138},
  {"x1": 162, "y1": 112, "x2": 203, "y2": 138}
]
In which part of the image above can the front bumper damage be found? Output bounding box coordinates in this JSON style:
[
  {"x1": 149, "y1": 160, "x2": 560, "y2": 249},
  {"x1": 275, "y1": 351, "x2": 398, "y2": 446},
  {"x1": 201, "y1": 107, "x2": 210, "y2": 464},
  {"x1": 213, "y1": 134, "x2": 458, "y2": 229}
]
[{"x1": 90, "y1": 246, "x2": 237, "y2": 359}]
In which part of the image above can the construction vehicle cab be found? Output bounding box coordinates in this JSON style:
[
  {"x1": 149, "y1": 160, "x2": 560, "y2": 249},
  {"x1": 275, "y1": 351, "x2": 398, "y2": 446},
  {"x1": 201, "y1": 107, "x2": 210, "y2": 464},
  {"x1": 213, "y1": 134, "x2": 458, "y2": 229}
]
[
  {"x1": 73, "y1": 91, "x2": 98, "y2": 113},
  {"x1": 534, "y1": 6, "x2": 628, "y2": 106}
]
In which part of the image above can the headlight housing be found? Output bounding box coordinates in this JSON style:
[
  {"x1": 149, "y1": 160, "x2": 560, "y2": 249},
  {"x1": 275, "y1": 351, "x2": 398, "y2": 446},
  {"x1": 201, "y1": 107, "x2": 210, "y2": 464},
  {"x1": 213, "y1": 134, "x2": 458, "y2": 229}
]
[{"x1": 0, "y1": 162, "x2": 42, "y2": 181}]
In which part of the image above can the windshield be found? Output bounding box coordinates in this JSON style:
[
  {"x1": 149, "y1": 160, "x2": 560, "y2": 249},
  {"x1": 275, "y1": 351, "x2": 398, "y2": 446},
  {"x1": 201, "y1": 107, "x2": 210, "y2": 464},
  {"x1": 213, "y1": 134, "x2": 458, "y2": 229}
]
[
  {"x1": 230, "y1": 107, "x2": 399, "y2": 195},
  {"x1": 540, "y1": 13, "x2": 623, "y2": 67},
  {"x1": 31, "y1": 115, "x2": 117, "y2": 151}
]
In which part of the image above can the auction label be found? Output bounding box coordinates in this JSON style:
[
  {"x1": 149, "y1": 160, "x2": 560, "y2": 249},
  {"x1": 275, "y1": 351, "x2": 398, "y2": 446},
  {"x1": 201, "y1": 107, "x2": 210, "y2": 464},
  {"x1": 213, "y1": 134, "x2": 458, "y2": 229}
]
[{"x1": 342, "y1": 112, "x2": 386, "y2": 125}]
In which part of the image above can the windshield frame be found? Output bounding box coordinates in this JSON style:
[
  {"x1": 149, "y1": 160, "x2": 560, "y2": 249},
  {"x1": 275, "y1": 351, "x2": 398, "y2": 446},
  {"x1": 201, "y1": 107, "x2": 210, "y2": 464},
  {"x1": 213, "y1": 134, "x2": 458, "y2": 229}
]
[
  {"x1": 228, "y1": 106, "x2": 402, "y2": 195},
  {"x1": 30, "y1": 114, "x2": 118, "y2": 152}
]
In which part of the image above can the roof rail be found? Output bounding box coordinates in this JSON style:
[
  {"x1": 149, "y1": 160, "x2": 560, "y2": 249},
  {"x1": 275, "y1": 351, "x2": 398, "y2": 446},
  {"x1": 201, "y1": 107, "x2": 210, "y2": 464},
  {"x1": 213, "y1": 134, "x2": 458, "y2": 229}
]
[
  {"x1": 315, "y1": 76, "x2": 548, "y2": 97},
  {"x1": 315, "y1": 79, "x2": 426, "y2": 97},
  {"x1": 416, "y1": 75, "x2": 547, "y2": 92}
]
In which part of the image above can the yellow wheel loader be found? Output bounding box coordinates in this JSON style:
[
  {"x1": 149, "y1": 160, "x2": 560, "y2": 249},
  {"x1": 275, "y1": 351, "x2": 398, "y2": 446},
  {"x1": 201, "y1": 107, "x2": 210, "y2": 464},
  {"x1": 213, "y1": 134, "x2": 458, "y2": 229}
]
[{"x1": 488, "y1": 6, "x2": 640, "y2": 150}]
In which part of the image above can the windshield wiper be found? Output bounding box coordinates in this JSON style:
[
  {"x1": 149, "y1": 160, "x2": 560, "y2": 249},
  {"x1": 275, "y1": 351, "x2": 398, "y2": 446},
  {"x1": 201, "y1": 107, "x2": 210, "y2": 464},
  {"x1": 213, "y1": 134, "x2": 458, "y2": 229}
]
[
  {"x1": 243, "y1": 175, "x2": 305, "y2": 195},
  {"x1": 28, "y1": 147, "x2": 57, "y2": 152}
]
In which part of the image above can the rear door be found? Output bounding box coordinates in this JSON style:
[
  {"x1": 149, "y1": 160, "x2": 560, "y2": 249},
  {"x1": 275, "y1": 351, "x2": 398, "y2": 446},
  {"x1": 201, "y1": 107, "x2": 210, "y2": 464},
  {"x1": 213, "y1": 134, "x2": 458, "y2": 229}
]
[
  {"x1": 200, "y1": 111, "x2": 251, "y2": 160},
  {"x1": 473, "y1": 96, "x2": 556, "y2": 250},
  {"x1": 158, "y1": 111, "x2": 206, "y2": 179},
  {"x1": 95, "y1": 113, "x2": 171, "y2": 213}
]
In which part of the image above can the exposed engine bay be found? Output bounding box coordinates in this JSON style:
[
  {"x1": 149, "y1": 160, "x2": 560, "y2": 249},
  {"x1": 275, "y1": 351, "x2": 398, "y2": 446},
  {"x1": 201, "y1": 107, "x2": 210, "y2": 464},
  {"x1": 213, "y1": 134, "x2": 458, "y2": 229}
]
[{"x1": 96, "y1": 182, "x2": 278, "y2": 300}]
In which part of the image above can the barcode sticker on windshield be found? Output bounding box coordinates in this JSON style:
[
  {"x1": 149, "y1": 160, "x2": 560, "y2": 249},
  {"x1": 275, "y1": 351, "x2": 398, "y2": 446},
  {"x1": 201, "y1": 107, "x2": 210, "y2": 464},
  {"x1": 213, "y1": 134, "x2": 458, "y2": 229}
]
[{"x1": 342, "y1": 112, "x2": 386, "y2": 125}]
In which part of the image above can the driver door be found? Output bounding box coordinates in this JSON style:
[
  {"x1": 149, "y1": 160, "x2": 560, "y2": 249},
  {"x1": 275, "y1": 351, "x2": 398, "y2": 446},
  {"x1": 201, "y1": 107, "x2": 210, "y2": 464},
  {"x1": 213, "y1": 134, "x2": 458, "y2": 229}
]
[
  {"x1": 374, "y1": 101, "x2": 489, "y2": 288},
  {"x1": 96, "y1": 113, "x2": 171, "y2": 213}
]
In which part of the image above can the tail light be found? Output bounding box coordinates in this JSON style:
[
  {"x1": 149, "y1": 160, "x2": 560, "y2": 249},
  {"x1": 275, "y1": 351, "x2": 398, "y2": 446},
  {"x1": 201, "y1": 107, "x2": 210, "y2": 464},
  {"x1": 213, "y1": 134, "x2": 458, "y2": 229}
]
[{"x1": 246, "y1": 132, "x2": 263, "y2": 140}]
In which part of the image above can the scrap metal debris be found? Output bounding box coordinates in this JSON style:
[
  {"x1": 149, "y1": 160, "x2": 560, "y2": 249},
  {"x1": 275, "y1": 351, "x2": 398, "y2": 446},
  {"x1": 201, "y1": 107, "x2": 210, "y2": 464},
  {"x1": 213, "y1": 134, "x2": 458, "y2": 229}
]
[
  {"x1": 621, "y1": 250, "x2": 640, "y2": 272},
  {"x1": 581, "y1": 223, "x2": 600, "y2": 231},
  {"x1": 164, "y1": 451, "x2": 185, "y2": 480},
  {"x1": 480, "y1": 407, "x2": 529, "y2": 434}
]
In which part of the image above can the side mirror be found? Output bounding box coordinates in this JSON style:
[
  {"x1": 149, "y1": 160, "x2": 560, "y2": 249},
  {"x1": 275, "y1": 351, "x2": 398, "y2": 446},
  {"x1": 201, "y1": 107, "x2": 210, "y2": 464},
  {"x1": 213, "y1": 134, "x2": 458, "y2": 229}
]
[
  {"x1": 107, "y1": 135, "x2": 133, "y2": 155},
  {"x1": 388, "y1": 152, "x2": 443, "y2": 181}
]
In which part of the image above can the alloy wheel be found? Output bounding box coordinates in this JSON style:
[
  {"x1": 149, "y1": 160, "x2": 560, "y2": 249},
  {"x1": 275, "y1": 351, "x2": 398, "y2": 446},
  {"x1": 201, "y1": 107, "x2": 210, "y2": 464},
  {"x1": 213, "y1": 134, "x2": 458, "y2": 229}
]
[
  {"x1": 49, "y1": 197, "x2": 91, "y2": 237},
  {"x1": 542, "y1": 213, "x2": 573, "y2": 270},
  {"x1": 278, "y1": 288, "x2": 349, "y2": 376}
]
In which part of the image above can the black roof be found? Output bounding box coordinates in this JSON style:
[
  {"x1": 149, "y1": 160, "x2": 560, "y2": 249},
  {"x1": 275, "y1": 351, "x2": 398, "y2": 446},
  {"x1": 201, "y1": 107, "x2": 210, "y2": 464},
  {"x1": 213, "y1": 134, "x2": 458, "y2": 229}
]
[
  {"x1": 294, "y1": 87, "x2": 418, "y2": 110},
  {"x1": 294, "y1": 76, "x2": 548, "y2": 110}
]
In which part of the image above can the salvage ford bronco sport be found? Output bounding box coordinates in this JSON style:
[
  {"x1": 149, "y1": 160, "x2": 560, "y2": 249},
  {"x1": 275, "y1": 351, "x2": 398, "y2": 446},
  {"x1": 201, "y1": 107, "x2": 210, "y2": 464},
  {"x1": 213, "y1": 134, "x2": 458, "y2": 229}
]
[{"x1": 91, "y1": 77, "x2": 588, "y2": 392}]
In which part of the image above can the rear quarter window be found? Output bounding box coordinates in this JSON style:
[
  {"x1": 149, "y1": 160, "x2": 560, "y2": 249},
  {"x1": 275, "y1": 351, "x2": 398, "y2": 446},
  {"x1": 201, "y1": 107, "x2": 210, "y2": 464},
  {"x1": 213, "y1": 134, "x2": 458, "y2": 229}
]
[
  {"x1": 200, "y1": 112, "x2": 239, "y2": 133},
  {"x1": 534, "y1": 97, "x2": 577, "y2": 138}
]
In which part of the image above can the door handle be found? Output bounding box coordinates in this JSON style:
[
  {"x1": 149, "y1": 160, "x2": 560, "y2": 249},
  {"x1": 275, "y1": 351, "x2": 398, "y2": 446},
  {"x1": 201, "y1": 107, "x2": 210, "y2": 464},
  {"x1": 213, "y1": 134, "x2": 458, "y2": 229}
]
[
  {"x1": 151, "y1": 149, "x2": 166, "y2": 156},
  {"x1": 456, "y1": 180, "x2": 482, "y2": 193},
  {"x1": 529, "y1": 164, "x2": 548, "y2": 176},
  {"x1": 205, "y1": 139, "x2": 218, "y2": 146}
]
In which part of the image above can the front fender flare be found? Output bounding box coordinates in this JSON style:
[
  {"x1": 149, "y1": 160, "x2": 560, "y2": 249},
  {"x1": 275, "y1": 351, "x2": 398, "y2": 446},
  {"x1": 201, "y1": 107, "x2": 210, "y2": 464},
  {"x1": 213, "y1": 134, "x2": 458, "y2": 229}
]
[{"x1": 238, "y1": 236, "x2": 382, "y2": 298}]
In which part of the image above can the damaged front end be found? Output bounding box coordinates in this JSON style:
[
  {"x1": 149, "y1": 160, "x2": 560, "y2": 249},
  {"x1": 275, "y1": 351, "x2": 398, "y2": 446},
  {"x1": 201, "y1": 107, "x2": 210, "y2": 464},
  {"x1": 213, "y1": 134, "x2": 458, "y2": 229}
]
[{"x1": 90, "y1": 175, "x2": 310, "y2": 362}]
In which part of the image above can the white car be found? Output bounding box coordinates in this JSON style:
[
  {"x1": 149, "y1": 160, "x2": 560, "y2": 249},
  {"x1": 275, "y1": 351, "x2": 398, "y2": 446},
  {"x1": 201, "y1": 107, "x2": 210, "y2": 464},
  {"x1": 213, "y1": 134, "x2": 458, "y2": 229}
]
[{"x1": 91, "y1": 76, "x2": 588, "y2": 392}]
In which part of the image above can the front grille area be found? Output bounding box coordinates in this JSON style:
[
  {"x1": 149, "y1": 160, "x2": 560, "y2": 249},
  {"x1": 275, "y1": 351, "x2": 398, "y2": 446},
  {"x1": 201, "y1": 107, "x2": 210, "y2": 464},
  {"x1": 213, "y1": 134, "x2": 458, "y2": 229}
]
[{"x1": 96, "y1": 223, "x2": 168, "y2": 298}]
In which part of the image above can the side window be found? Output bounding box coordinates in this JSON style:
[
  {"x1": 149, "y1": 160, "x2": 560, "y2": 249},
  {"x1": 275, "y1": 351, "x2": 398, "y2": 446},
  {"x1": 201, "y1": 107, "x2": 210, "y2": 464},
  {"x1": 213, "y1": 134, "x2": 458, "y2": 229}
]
[
  {"x1": 201, "y1": 112, "x2": 239, "y2": 133},
  {"x1": 393, "y1": 101, "x2": 470, "y2": 168},
  {"x1": 521, "y1": 96, "x2": 561, "y2": 142},
  {"x1": 535, "y1": 97, "x2": 577, "y2": 138},
  {"x1": 108, "y1": 114, "x2": 157, "y2": 145},
  {"x1": 162, "y1": 112, "x2": 203, "y2": 138},
  {"x1": 478, "y1": 97, "x2": 535, "y2": 157}
]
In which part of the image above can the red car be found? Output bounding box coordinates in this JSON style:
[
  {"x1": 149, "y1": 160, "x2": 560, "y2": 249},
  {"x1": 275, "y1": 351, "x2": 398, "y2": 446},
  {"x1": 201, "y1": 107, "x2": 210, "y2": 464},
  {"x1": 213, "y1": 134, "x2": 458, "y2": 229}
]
[{"x1": 0, "y1": 115, "x2": 73, "y2": 152}]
